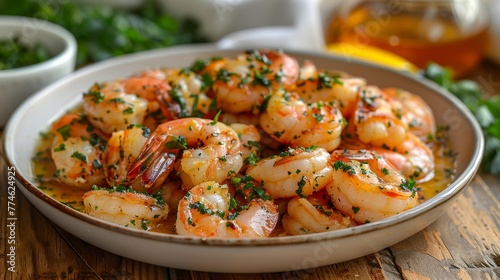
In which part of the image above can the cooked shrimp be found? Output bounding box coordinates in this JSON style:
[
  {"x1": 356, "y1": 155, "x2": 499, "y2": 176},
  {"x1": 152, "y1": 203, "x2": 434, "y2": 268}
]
[
  {"x1": 83, "y1": 81, "x2": 149, "y2": 134},
  {"x1": 83, "y1": 187, "x2": 169, "y2": 230},
  {"x1": 294, "y1": 71, "x2": 366, "y2": 118},
  {"x1": 382, "y1": 88, "x2": 436, "y2": 140},
  {"x1": 377, "y1": 133, "x2": 435, "y2": 182},
  {"x1": 120, "y1": 69, "x2": 176, "y2": 131},
  {"x1": 104, "y1": 124, "x2": 150, "y2": 190},
  {"x1": 212, "y1": 49, "x2": 300, "y2": 114},
  {"x1": 189, "y1": 56, "x2": 230, "y2": 78},
  {"x1": 220, "y1": 112, "x2": 261, "y2": 126},
  {"x1": 246, "y1": 147, "x2": 334, "y2": 198},
  {"x1": 260, "y1": 90, "x2": 345, "y2": 152},
  {"x1": 348, "y1": 85, "x2": 408, "y2": 149},
  {"x1": 162, "y1": 68, "x2": 214, "y2": 118},
  {"x1": 160, "y1": 180, "x2": 187, "y2": 213},
  {"x1": 121, "y1": 70, "x2": 188, "y2": 123},
  {"x1": 229, "y1": 123, "x2": 261, "y2": 166},
  {"x1": 176, "y1": 181, "x2": 278, "y2": 238},
  {"x1": 282, "y1": 190, "x2": 353, "y2": 235},
  {"x1": 127, "y1": 118, "x2": 243, "y2": 191},
  {"x1": 328, "y1": 150, "x2": 419, "y2": 223},
  {"x1": 297, "y1": 60, "x2": 317, "y2": 80},
  {"x1": 50, "y1": 114, "x2": 106, "y2": 188},
  {"x1": 340, "y1": 131, "x2": 435, "y2": 182}
]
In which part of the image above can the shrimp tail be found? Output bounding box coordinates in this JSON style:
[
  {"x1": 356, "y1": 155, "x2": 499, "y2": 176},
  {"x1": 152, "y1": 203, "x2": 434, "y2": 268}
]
[
  {"x1": 157, "y1": 88, "x2": 183, "y2": 120},
  {"x1": 140, "y1": 152, "x2": 177, "y2": 189},
  {"x1": 127, "y1": 133, "x2": 179, "y2": 191}
]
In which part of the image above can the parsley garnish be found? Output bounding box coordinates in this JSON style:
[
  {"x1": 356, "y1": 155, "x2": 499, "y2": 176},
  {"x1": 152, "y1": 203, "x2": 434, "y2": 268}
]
[
  {"x1": 165, "y1": 135, "x2": 188, "y2": 150},
  {"x1": 210, "y1": 110, "x2": 222, "y2": 125},
  {"x1": 70, "y1": 151, "x2": 87, "y2": 163}
]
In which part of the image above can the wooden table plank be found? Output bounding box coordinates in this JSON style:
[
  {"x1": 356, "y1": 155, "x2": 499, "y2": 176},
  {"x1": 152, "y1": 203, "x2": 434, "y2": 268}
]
[
  {"x1": 168, "y1": 252, "x2": 388, "y2": 280},
  {"x1": 389, "y1": 175, "x2": 500, "y2": 280}
]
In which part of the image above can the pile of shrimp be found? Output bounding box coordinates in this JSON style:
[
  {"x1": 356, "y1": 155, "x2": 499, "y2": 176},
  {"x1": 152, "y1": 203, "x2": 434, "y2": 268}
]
[{"x1": 48, "y1": 49, "x2": 441, "y2": 237}]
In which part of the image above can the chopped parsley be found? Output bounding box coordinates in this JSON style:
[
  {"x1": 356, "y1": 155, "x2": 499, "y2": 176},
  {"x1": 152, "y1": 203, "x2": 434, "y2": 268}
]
[
  {"x1": 165, "y1": 135, "x2": 188, "y2": 150},
  {"x1": 70, "y1": 151, "x2": 87, "y2": 163},
  {"x1": 333, "y1": 160, "x2": 356, "y2": 175}
]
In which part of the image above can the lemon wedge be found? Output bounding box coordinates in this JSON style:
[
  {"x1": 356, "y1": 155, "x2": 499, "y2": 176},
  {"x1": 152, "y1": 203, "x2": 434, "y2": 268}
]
[{"x1": 326, "y1": 42, "x2": 418, "y2": 73}]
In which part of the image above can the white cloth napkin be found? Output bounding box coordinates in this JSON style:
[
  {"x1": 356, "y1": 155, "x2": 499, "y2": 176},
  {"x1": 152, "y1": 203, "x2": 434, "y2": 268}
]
[
  {"x1": 158, "y1": 0, "x2": 337, "y2": 51},
  {"x1": 215, "y1": 0, "x2": 326, "y2": 51}
]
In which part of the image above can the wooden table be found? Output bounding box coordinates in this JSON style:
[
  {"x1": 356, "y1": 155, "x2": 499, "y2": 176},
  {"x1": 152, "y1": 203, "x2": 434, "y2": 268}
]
[{"x1": 1, "y1": 61, "x2": 499, "y2": 280}]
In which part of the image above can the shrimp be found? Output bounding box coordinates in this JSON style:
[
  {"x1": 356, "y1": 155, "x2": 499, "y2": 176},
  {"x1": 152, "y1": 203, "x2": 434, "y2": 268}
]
[
  {"x1": 162, "y1": 68, "x2": 214, "y2": 118},
  {"x1": 246, "y1": 147, "x2": 334, "y2": 198},
  {"x1": 83, "y1": 187, "x2": 169, "y2": 230},
  {"x1": 160, "y1": 180, "x2": 187, "y2": 212},
  {"x1": 120, "y1": 69, "x2": 175, "y2": 131},
  {"x1": 376, "y1": 133, "x2": 435, "y2": 182},
  {"x1": 341, "y1": 130, "x2": 435, "y2": 182},
  {"x1": 82, "y1": 81, "x2": 149, "y2": 135},
  {"x1": 382, "y1": 87, "x2": 436, "y2": 140},
  {"x1": 176, "y1": 181, "x2": 278, "y2": 238},
  {"x1": 212, "y1": 49, "x2": 300, "y2": 114},
  {"x1": 121, "y1": 70, "x2": 172, "y2": 114},
  {"x1": 220, "y1": 112, "x2": 261, "y2": 126},
  {"x1": 347, "y1": 85, "x2": 408, "y2": 149},
  {"x1": 50, "y1": 113, "x2": 106, "y2": 188},
  {"x1": 104, "y1": 124, "x2": 150, "y2": 190},
  {"x1": 189, "y1": 56, "x2": 230, "y2": 78},
  {"x1": 282, "y1": 190, "x2": 354, "y2": 235},
  {"x1": 328, "y1": 150, "x2": 419, "y2": 223},
  {"x1": 127, "y1": 118, "x2": 243, "y2": 191},
  {"x1": 229, "y1": 123, "x2": 261, "y2": 166},
  {"x1": 260, "y1": 90, "x2": 345, "y2": 152},
  {"x1": 297, "y1": 59, "x2": 317, "y2": 81},
  {"x1": 294, "y1": 71, "x2": 366, "y2": 118}
]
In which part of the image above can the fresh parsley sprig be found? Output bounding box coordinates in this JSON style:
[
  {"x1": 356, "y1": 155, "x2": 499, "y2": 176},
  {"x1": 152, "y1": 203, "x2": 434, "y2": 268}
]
[
  {"x1": 423, "y1": 63, "x2": 500, "y2": 175},
  {"x1": 2, "y1": 0, "x2": 207, "y2": 67},
  {"x1": 0, "y1": 36, "x2": 52, "y2": 70}
]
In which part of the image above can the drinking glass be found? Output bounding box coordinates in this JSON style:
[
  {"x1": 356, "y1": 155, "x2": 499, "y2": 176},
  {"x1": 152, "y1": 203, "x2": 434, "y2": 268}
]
[{"x1": 326, "y1": 0, "x2": 489, "y2": 77}]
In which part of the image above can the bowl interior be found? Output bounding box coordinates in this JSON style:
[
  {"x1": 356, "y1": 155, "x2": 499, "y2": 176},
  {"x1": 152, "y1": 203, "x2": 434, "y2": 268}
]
[
  {"x1": 0, "y1": 16, "x2": 75, "y2": 69},
  {"x1": 3, "y1": 45, "x2": 483, "y2": 246}
]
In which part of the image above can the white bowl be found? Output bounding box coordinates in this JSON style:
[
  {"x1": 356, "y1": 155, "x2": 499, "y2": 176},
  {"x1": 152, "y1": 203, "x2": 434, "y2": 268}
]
[
  {"x1": 0, "y1": 16, "x2": 77, "y2": 127},
  {"x1": 3, "y1": 45, "x2": 483, "y2": 273}
]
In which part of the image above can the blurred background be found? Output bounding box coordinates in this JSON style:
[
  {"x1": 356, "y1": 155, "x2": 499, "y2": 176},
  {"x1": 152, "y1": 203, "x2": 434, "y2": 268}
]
[{"x1": 0, "y1": 0, "x2": 498, "y2": 76}]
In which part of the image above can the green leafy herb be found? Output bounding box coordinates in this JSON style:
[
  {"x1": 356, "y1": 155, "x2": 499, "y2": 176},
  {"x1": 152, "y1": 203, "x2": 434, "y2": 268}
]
[
  {"x1": 295, "y1": 176, "x2": 307, "y2": 198},
  {"x1": 53, "y1": 143, "x2": 66, "y2": 152},
  {"x1": 423, "y1": 63, "x2": 500, "y2": 174},
  {"x1": 71, "y1": 151, "x2": 87, "y2": 163},
  {"x1": 165, "y1": 135, "x2": 187, "y2": 150},
  {"x1": 56, "y1": 125, "x2": 72, "y2": 141},
  {"x1": 2, "y1": 0, "x2": 207, "y2": 67},
  {"x1": 210, "y1": 110, "x2": 222, "y2": 125},
  {"x1": 0, "y1": 35, "x2": 52, "y2": 70}
]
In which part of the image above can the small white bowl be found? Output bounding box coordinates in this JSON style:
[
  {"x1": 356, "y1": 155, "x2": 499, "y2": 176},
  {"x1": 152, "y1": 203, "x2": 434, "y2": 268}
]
[{"x1": 0, "y1": 16, "x2": 77, "y2": 127}]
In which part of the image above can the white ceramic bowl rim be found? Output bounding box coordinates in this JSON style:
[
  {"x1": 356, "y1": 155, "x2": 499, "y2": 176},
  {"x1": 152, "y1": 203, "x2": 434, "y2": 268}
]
[
  {"x1": 0, "y1": 16, "x2": 77, "y2": 76},
  {"x1": 3, "y1": 44, "x2": 484, "y2": 247}
]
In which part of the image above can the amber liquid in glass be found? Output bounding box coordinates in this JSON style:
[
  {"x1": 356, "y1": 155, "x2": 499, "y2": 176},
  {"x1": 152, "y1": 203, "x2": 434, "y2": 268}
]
[{"x1": 326, "y1": 2, "x2": 489, "y2": 77}]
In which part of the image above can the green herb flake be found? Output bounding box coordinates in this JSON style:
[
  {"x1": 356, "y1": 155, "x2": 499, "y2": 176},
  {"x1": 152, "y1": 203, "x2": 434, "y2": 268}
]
[{"x1": 71, "y1": 151, "x2": 87, "y2": 163}]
